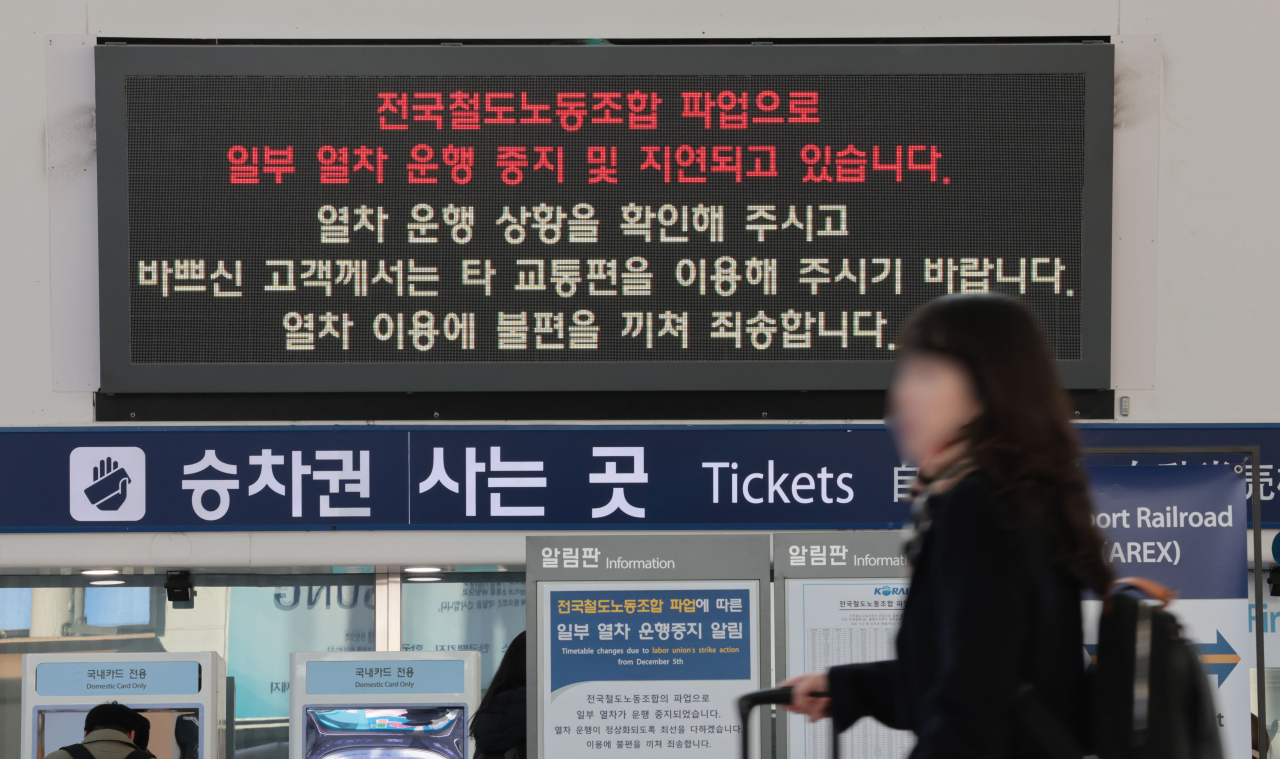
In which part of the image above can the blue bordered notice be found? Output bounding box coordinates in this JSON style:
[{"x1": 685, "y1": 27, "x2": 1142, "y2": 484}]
[
  {"x1": 540, "y1": 580, "x2": 759, "y2": 758},
  {"x1": 36, "y1": 661, "x2": 200, "y2": 696}
]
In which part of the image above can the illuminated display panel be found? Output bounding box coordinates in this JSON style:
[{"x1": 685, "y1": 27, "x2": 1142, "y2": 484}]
[{"x1": 96, "y1": 44, "x2": 1112, "y2": 392}]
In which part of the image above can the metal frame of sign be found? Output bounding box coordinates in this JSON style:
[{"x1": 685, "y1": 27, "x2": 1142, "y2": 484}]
[
  {"x1": 1084, "y1": 446, "x2": 1265, "y2": 759},
  {"x1": 95, "y1": 42, "x2": 1113, "y2": 393},
  {"x1": 772, "y1": 531, "x2": 909, "y2": 759},
  {"x1": 525, "y1": 534, "x2": 772, "y2": 759}
]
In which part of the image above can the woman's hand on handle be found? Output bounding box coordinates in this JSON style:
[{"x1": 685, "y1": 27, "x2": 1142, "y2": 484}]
[{"x1": 780, "y1": 672, "x2": 830, "y2": 722}]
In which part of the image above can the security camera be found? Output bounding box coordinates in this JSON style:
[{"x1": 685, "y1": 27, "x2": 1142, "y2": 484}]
[{"x1": 165, "y1": 571, "x2": 196, "y2": 609}]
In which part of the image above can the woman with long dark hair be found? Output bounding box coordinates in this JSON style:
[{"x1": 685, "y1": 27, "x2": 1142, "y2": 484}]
[
  {"x1": 783, "y1": 294, "x2": 1112, "y2": 757},
  {"x1": 471, "y1": 631, "x2": 527, "y2": 759}
]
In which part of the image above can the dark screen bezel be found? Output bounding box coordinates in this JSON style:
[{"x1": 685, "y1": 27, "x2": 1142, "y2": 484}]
[{"x1": 95, "y1": 43, "x2": 1113, "y2": 392}]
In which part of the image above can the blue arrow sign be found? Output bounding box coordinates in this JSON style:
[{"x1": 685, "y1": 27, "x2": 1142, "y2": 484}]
[
  {"x1": 1197, "y1": 631, "x2": 1240, "y2": 687},
  {"x1": 1083, "y1": 631, "x2": 1239, "y2": 688}
]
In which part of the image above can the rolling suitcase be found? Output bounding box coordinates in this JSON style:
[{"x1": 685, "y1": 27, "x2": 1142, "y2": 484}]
[{"x1": 738, "y1": 686, "x2": 836, "y2": 759}]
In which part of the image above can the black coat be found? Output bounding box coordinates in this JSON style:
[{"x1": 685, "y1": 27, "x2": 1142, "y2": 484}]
[
  {"x1": 472, "y1": 686, "x2": 527, "y2": 759},
  {"x1": 828, "y1": 472, "x2": 1087, "y2": 759}
]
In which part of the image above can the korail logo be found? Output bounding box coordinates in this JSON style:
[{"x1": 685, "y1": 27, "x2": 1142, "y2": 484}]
[
  {"x1": 873, "y1": 586, "x2": 908, "y2": 596},
  {"x1": 69, "y1": 447, "x2": 146, "y2": 521}
]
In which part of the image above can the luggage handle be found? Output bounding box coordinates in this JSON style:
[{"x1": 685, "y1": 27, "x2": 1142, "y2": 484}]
[
  {"x1": 1111, "y1": 577, "x2": 1178, "y2": 610},
  {"x1": 737, "y1": 686, "x2": 833, "y2": 759}
]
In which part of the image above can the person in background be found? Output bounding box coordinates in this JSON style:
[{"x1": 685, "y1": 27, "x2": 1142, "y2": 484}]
[
  {"x1": 782, "y1": 294, "x2": 1113, "y2": 758},
  {"x1": 45, "y1": 701, "x2": 152, "y2": 759},
  {"x1": 132, "y1": 712, "x2": 150, "y2": 754},
  {"x1": 472, "y1": 631, "x2": 528, "y2": 759}
]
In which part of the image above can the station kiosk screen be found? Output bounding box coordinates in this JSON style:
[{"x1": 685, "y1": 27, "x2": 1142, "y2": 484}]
[
  {"x1": 289, "y1": 652, "x2": 481, "y2": 759},
  {"x1": 37, "y1": 707, "x2": 201, "y2": 759},
  {"x1": 303, "y1": 706, "x2": 466, "y2": 759},
  {"x1": 21, "y1": 652, "x2": 226, "y2": 759}
]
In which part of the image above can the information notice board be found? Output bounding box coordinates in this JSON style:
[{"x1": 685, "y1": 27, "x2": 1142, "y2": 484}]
[
  {"x1": 540, "y1": 581, "x2": 759, "y2": 757},
  {"x1": 527, "y1": 534, "x2": 771, "y2": 759},
  {"x1": 774, "y1": 532, "x2": 912, "y2": 759},
  {"x1": 96, "y1": 44, "x2": 1112, "y2": 392},
  {"x1": 785, "y1": 580, "x2": 913, "y2": 759}
]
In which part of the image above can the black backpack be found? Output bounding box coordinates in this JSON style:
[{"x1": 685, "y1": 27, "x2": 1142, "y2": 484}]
[
  {"x1": 739, "y1": 579, "x2": 1226, "y2": 759},
  {"x1": 58, "y1": 743, "x2": 154, "y2": 759},
  {"x1": 1018, "y1": 577, "x2": 1225, "y2": 759}
]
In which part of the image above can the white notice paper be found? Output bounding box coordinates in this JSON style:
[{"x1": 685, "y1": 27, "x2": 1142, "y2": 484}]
[{"x1": 785, "y1": 579, "x2": 914, "y2": 759}]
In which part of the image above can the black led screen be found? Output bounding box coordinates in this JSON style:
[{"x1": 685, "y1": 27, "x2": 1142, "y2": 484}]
[{"x1": 97, "y1": 45, "x2": 1112, "y2": 392}]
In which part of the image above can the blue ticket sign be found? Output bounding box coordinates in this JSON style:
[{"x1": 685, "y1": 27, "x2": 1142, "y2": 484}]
[
  {"x1": 0, "y1": 425, "x2": 896, "y2": 532},
  {"x1": 36, "y1": 660, "x2": 200, "y2": 696},
  {"x1": 305, "y1": 659, "x2": 465, "y2": 695},
  {"x1": 3, "y1": 422, "x2": 1279, "y2": 532}
]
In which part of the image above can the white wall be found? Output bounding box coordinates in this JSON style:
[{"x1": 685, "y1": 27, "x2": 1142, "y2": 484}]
[
  {"x1": 1116, "y1": 0, "x2": 1280, "y2": 420},
  {"x1": 2, "y1": 0, "x2": 1277, "y2": 425}
]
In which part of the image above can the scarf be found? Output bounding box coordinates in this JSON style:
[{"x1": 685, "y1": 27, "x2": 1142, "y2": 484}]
[{"x1": 904, "y1": 440, "x2": 975, "y2": 567}]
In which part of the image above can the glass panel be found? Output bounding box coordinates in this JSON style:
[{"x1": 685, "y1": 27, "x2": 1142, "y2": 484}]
[
  {"x1": 1251, "y1": 668, "x2": 1279, "y2": 757},
  {"x1": 228, "y1": 584, "x2": 376, "y2": 757},
  {"x1": 0, "y1": 585, "x2": 168, "y2": 758},
  {"x1": 400, "y1": 580, "x2": 526, "y2": 692},
  {"x1": 0, "y1": 588, "x2": 31, "y2": 631},
  {"x1": 84, "y1": 586, "x2": 152, "y2": 627},
  {"x1": 0, "y1": 577, "x2": 375, "y2": 759}
]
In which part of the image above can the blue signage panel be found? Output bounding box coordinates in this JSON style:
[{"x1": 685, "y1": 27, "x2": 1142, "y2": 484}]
[
  {"x1": 1077, "y1": 423, "x2": 1276, "y2": 524},
  {"x1": 305, "y1": 659, "x2": 465, "y2": 695},
  {"x1": 1088, "y1": 464, "x2": 1247, "y2": 599},
  {"x1": 36, "y1": 660, "x2": 200, "y2": 696},
  {"x1": 1, "y1": 422, "x2": 1277, "y2": 531},
  {"x1": 6, "y1": 428, "x2": 407, "y2": 531},
  {"x1": 408, "y1": 428, "x2": 894, "y2": 529},
  {"x1": 0, "y1": 425, "x2": 902, "y2": 531}
]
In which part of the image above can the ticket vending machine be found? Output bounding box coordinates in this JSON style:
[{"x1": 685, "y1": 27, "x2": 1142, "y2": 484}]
[
  {"x1": 289, "y1": 651, "x2": 481, "y2": 759},
  {"x1": 21, "y1": 651, "x2": 227, "y2": 759}
]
